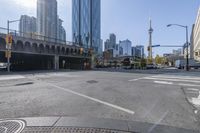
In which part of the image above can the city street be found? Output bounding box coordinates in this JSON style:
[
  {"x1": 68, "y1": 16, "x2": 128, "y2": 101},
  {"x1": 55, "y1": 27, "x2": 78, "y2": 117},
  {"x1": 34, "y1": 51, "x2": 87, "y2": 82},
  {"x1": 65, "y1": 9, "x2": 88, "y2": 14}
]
[{"x1": 0, "y1": 70, "x2": 200, "y2": 132}]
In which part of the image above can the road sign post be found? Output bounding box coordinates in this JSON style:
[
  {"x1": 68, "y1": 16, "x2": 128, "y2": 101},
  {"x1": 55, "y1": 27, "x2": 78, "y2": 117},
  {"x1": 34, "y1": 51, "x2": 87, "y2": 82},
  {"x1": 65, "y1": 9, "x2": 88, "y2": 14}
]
[{"x1": 6, "y1": 34, "x2": 12, "y2": 72}]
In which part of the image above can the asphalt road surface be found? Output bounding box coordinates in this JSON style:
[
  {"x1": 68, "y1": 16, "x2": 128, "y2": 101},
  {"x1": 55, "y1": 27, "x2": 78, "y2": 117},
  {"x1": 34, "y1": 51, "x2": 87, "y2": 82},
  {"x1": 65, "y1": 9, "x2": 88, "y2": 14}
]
[{"x1": 0, "y1": 70, "x2": 200, "y2": 132}]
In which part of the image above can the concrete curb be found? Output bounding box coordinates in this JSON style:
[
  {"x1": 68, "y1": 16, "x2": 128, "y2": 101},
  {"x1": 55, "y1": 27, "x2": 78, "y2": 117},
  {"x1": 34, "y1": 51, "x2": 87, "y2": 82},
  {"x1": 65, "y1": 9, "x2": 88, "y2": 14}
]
[{"x1": 14, "y1": 117, "x2": 200, "y2": 133}]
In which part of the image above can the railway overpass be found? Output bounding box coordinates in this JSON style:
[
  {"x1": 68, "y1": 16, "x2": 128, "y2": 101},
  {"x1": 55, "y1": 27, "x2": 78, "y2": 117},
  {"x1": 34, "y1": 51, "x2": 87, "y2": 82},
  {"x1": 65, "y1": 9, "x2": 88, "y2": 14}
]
[{"x1": 0, "y1": 28, "x2": 91, "y2": 71}]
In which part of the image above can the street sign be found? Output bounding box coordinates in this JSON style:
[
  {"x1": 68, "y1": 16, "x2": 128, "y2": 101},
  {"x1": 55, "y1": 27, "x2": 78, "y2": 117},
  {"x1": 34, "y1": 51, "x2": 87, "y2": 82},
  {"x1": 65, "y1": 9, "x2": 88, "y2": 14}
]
[
  {"x1": 5, "y1": 50, "x2": 11, "y2": 58},
  {"x1": 152, "y1": 45, "x2": 160, "y2": 47}
]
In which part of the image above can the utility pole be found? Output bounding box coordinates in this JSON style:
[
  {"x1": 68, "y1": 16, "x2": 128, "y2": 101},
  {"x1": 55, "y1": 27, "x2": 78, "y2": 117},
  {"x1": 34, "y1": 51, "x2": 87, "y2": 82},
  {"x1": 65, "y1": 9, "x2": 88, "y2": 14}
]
[{"x1": 7, "y1": 20, "x2": 11, "y2": 72}]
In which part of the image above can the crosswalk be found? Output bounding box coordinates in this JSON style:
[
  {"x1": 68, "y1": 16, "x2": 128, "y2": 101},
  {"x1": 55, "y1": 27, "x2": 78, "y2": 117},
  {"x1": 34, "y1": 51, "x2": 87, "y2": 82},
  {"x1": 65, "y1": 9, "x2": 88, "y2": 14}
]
[
  {"x1": 0, "y1": 75, "x2": 25, "y2": 81},
  {"x1": 130, "y1": 74, "x2": 200, "y2": 86},
  {"x1": 129, "y1": 74, "x2": 200, "y2": 110}
]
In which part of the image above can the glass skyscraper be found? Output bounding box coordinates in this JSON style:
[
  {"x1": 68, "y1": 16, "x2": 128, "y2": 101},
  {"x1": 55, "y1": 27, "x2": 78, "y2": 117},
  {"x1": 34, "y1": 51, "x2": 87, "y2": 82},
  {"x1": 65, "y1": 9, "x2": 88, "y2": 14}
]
[{"x1": 72, "y1": 0, "x2": 101, "y2": 54}]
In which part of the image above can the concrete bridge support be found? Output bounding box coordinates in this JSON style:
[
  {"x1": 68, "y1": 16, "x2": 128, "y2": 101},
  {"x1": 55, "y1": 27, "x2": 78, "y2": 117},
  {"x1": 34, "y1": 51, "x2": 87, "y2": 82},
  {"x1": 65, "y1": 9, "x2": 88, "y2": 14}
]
[{"x1": 54, "y1": 55, "x2": 59, "y2": 70}]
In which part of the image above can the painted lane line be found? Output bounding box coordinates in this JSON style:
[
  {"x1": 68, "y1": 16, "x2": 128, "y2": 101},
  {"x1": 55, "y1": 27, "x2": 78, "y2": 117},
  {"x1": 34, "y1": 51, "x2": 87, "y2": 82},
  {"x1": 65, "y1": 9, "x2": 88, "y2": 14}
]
[
  {"x1": 178, "y1": 83, "x2": 200, "y2": 87},
  {"x1": 186, "y1": 88, "x2": 199, "y2": 91},
  {"x1": 154, "y1": 81, "x2": 173, "y2": 85},
  {"x1": 128, "y1": 76, "x2": 155, "y2": 82},
  {"x1": 0, "y1": 75, "x2": 25, "y2": 81},
  {"x1": 50, "y1": 84, "x2": 135, "y2": 115},
  {"x1": 129, "y1": 78, "x2": 144, "y2": 81},
  {"x1": 152, "y1": 75, "x2": 200, "y2": 80},
  {"x1": 144, "y1": 77, "x2": 200, "y2": 83}
]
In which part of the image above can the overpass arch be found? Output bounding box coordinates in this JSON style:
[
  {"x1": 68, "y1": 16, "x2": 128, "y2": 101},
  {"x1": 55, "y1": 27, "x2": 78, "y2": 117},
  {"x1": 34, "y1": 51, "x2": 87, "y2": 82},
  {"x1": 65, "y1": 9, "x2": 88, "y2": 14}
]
[
  {"x1": 16, "y1": 40, "x2": 23, "y2": 51},
  {"x1": 45, "y1": 45, "x2": 50, "y2": 53},
  {"x1": 39, "y1": 43, "x2": 45, "y2": 53},
  {"x1": 61, "y1": 47, "x2": 65, "y2": 55},
  {"x1": 24, "y1": 41, "x2": 31, "y2": 52},
  {"x1": 0, "y1": 37, "x2": 6, "y2": 50}
]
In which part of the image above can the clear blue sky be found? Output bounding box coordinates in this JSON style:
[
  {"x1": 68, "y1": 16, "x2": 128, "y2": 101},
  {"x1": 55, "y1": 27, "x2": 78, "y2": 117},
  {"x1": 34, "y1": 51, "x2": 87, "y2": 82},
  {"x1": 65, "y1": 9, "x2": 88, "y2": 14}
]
[{"x1": 0, "y1": 0, "x2": 199, "y2": 56}]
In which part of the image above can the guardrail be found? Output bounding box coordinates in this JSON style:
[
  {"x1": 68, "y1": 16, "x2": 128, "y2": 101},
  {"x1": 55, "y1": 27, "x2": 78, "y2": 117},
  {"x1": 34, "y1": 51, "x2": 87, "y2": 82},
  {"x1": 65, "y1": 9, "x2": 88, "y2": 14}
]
[{"x1": 0, "y1": 27, "x2": 79, "y2": 46}]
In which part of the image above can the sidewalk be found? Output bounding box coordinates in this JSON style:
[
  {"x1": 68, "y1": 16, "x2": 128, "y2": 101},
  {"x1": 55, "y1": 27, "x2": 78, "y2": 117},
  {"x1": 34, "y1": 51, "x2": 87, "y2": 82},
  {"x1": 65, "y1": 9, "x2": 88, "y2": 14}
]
[{"x1": 0, "y1": 117, "x2": 198, "y2": 133}]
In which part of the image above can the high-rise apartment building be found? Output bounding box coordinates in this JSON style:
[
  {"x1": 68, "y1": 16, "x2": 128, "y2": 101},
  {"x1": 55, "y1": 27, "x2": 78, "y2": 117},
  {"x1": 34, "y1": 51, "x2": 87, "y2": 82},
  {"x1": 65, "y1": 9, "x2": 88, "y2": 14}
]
[
  {"x1": 136, "y1": 45, "x2": 144, "y2": 58},
  {"x1": 194, "y1": 7, "x2": 200, "y2": 61},
  {"x1": 72, "y1": 0, "x2": 101, "y2": 53},
  {"x1": 19, "y1": 15, "x2": 36, "y2": 38},
  {"x1": 119, "y1": 39, "x2": 132, "y2": 56},
  {"x1": 104, "y1": 33, "x2": 117, "y2": 51},
  {"x1": 37, "y1": 0, "x2": 58, "y2": 40}
]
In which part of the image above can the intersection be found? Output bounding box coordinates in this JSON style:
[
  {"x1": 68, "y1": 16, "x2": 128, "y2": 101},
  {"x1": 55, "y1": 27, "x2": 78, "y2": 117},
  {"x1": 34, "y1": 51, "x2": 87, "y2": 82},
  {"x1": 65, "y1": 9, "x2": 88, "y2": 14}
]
[{"x1": 0, "y1": 70, "x2": 200, "y2": 132}]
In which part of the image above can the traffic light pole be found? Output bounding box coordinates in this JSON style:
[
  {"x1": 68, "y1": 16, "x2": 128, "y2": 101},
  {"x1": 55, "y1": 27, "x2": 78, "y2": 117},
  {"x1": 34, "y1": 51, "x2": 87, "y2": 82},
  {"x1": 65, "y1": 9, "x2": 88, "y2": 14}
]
[
  {"x1": 186, "y1": 26, "x2": 189, "y2": 71},
  {"x1": 7, "y1": 20, "x2": 10, "y2": 72}
]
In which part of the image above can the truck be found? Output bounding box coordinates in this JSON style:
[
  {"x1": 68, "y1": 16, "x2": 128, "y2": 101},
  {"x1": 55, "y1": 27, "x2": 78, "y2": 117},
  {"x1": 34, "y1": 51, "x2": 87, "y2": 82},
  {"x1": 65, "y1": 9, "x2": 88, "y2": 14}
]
[{"x1": 175, "y1": 59, "x2": 200, "y2": 69}]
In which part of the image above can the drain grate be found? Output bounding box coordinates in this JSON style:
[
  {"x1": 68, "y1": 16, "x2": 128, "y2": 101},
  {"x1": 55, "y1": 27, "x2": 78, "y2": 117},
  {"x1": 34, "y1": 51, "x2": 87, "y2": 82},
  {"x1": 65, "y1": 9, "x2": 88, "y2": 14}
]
[
  {"x1": 87, "y1": 80, "x2": 98, "y2": 84},
  {"x1": 0, "y1": 120, "x2": 25, "y2": 133},
  {"x1": 22, "y1": 127, "x2": 131, "y2": 133}
]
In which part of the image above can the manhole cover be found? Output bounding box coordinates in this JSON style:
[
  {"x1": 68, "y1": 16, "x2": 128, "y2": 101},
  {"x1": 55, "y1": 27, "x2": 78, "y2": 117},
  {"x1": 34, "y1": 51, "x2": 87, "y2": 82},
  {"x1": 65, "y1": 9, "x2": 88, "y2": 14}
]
[
  {"x1": 0, "y1": 120, "x2": 25, "y2": 133},
  {"x1": 22, "y1": 127, "x2": 131, "y2": 133},
  {"x1": 87, "y1": 80, "x2": 98, "y2": 84}
]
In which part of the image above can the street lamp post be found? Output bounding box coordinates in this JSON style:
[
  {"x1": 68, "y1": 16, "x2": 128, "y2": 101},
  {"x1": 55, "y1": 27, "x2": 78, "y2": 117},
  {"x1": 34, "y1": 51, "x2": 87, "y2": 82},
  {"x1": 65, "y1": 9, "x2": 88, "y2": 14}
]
[
  {"x1": 167, "y1": 24, "x2": 189, "y2": 71},
  {"x1": 7, "y1": 19, "x2": 20, "y2": 72}
]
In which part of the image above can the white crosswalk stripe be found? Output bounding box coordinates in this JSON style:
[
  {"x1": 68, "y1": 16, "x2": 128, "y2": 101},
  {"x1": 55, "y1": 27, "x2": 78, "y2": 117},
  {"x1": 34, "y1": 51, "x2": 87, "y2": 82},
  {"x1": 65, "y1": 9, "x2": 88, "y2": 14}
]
[
  {"x1": 0, "y1": 75, "x2": 25, "y2": 81},
  {"x1": 129, "y1": 74, "x2": 200, "y2": 87}
]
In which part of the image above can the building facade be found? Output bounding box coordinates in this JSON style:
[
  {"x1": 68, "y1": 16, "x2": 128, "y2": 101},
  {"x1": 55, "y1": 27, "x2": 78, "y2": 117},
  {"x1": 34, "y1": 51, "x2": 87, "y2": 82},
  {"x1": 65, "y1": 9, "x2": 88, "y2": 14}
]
[
  {"x1": 190, "y1": 24, "x2": 195, "y2": 59},
  {"x1": 104, "y1": 33, "x2": 118, "y2": 57},
  {"x1": 57, "y1": 18, "x2": 66, "y2": 43},
  {"x1": 72, "y1": 0, "x2": 101, "y2": 54},
  {"x1": 37, "y1": 0, "x2": 58, "y2": 40},
  {"x1": 19, "y1": 15, "x2": 36, "y2": 38},
  {"x1": 119, "y1": 39, "x2": 132, "y2": 56},
  {"x1": 194, "y1": 7, "x2": 200, "y2": 61},
  {"x1": 173, "y1": 48, "x2": 182, "y2": 56},
  {"x1": 136, "y1": 45, "x2": 144, "y2": 58}
]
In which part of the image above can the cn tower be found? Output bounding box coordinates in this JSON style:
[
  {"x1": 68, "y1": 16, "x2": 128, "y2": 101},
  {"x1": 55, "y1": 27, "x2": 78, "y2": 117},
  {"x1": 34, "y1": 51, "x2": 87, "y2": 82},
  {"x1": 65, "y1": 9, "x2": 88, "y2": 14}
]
[{"x1": 148, "y1": 19, "x2": 153, "y2": 63}]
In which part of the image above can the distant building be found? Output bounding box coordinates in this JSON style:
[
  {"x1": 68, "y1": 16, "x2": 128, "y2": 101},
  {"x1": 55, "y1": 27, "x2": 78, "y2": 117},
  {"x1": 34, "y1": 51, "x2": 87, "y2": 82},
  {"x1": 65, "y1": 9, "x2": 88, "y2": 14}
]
[
  {"x1": 98, "y1": 39, "x2": 103, "y2": 55},
  {"x1": 173, "y1": 48, "x2": 182, "y2": 56},
  {"x1": 131, "y1": 46, "x2": 136, "y2": 57},
  {"x1": 194, "y1": 7, "x2": 200, "y2": 61},
  {"x1": 37, "y1": 0, "x2": 58, "y2": 41},
  {"x1": 72, "y1": 0, "x2": 101, "y2": 54},
  {"x1": 119, "y1": 39, "x2": 132, "y2": 56},
  {"x1": 19, "y1": 15, "x2": 36, "y2": 38},
  {"x1": 104, "y1": 33, "x2": 119, "y2": 57},
  {"x1": 104, "y1": 33, "x2": 117, "y2": 51},
  {"x1": 57, "y1": 18, "x2": 66, "y2": 43},
  {"x1": 136, "y1": 45, "x2": 144, "y2": 58}
]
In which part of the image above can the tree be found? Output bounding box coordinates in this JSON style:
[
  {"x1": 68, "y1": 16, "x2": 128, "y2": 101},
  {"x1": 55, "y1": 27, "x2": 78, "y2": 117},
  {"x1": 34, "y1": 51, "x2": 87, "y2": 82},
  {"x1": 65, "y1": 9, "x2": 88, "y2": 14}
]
[{"x1": 155, "y1": 55, "x2": 163, "y2": 64}]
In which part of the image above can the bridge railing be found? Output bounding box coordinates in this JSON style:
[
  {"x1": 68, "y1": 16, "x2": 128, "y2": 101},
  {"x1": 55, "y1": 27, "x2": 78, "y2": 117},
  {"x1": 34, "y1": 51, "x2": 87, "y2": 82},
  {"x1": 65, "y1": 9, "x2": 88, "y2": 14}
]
[{"x1": 0, "y1": 27, "x2": 79, "y2": 46}]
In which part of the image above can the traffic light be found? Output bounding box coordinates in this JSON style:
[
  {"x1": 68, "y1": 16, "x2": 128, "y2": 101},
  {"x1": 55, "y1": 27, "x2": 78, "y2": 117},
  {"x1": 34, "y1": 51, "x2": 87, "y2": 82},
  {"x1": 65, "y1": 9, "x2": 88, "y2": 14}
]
[
  {"x1": 147, "y1": 46, "x2": 150, "y2": 51},
  {"x1": 6, "y1": 34, "x2": 12, "y2": 44},
  {"x1": 80, "y1": 48, "x2": 84, "y2": 55}
]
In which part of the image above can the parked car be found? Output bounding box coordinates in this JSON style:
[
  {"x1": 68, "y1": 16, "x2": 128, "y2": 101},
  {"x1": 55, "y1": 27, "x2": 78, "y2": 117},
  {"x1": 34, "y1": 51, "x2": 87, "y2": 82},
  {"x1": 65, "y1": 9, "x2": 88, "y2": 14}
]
[
  {"x1": 146, "y1": 64, "x2": 157, "y2": 69},
  {"x1": 0, "y1": 63, "x2": 7, "y2": 71}
]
